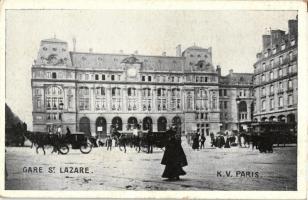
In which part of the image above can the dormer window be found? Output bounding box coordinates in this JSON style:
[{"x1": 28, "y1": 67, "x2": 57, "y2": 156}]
[
  {"x1": 291, "y1": 39, "x2": 295, "y2": 46},
  {"x1": 52, "y1": 48, "x2": 57, "y2": 51},
  {"x1": 264, "y1": 52, "x2": 268, "y2": 58},
  {"x1": 272, "y1": 48, "x2": 276, "y2": 54},
  {"x1": 43, "y1": 47, "x2": 47, "y2": 51},
  {"x1": 281, "y1": 44, "x2": 286, "y2": 50}
]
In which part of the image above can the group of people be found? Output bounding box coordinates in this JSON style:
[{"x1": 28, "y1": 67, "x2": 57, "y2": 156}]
[{"x1": 191, "y1": 132, "x2": 206, "y2": 150}]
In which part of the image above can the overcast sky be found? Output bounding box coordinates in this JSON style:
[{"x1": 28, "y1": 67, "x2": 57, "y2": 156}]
[{"x1": 5, "y1": 10, "x2": 297, "y2": 130}]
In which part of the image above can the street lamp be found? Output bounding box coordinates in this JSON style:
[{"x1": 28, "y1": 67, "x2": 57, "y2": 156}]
[
  {"x1": 59, "y1": 102, "x2": 64, "y2": 134},
  {"x1": 236, "y1": 96, "x2": 241, "y2": 132}
]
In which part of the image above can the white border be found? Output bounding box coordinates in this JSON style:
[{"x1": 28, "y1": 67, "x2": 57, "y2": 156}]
[{"x1": 0, "y1": 0, "x2": 307, "y2": 199}]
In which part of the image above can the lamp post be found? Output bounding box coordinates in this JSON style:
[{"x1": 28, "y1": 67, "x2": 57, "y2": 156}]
[
  {"x1": 59, "y1": 102, "x2": 64, "y2": 134},
  {"x1": 236, "y1": 96, "x2": 241, "y2": 132}
]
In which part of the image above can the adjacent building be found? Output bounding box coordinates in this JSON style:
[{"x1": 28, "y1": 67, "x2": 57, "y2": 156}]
[
  {"x1": 31, "y1": 38, "x2": 253, "y2": 137},
  {"x1": 252, "y1": 17, "x2": 298, "y2": 127}
]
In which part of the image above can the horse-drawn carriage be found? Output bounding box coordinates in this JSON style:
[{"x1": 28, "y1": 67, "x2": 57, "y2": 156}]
[
  {"x1": 111, "y1": 129, "x2": 170, "y2": 153},
  {"x1": 25, "y1": 131, "x2": 93, "y2": 155},
  {"x1": 250, "y1": 121, "x2": 297, "y2": 152}
]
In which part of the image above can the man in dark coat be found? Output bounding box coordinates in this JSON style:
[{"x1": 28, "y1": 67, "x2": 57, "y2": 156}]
[
  {"x1": 161, "y1": 126, "x2": 188, "y2": 180},
  {"x1": 192, "y1": 132, "x2": 200, "y2": 150}
]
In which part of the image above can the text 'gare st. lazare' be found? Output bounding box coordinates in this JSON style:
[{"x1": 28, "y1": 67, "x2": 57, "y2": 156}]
[{"x1": 31, "y1": 17, "x2": 297, "y2": 138}]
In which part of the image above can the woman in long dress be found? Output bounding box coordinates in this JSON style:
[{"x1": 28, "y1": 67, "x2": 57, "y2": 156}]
[{"x1": 161, "y1": 126, "x2": 188, "y2": 180}]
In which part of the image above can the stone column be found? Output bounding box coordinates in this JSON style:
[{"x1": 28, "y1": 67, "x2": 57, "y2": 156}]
[
  {"x1": 122, "y1": 86, "x2": 127, "y2": 112},
  {"x1": 137, "y1": 86, "x2": 143, "y2": 111},
  {"x1": 106, "y1": 85, "x2": 111, "y2": 111},
  {"x1": 152, "y1": 87, "x2": 157, "y2": 112}
]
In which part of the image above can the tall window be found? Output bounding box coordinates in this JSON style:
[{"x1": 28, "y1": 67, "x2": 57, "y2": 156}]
[
  {"x1": 279, "y1": 56, "x2": 283, "y2": 65},
  {"x1": 128, "y1": 87, "x2": 138, "y2": 111},
  {"x1": 289, "y1": 51, "x2": 293, "y2": 61},
  {"x1": 288, "y1": 95, "x2": 293, "y2": 106},
  {"x1": 142, "y1": 88, "x2": 151, "y2": 111},
  {"x1": 111, "y1": 75, "x2": 115, "y2": 81},
  {"x1": 279, "y1": 82, "x2": 283, "y2": 91},
  {"x1": 79, "y1": 86, "x2": 90, "y2": 110},
  {"x1": 46, "y1": 86, "x2": 63, "y2": 111},
  {"x1": 171, "y1": 88, "x2": 181, "y2": 110},
  {"x1": 262, "y1": 100, "x2": 266, "y2": 111},
  {"x1": 288, "y1": 80, "x2": 293, "y2": 89},
  {"x1": 186, "y1": 91, "x2": 193, "y2": 110},
  {"x1": 196, "y1": 89, "x2": 208, "y2": 110},
  {"x1": 95, "y1": 74, "x2": 99, "y2": 80},
  {"x1": 270, "y1": 98, "x2": 274, "y2": 110},
  {"x1": 111, "y1": 87, "x2": 121, "y2": 111},
  {"x1": 270, "y1": 71, "x2": 274, "y2": 80},
  {"x1": 279, "y1": 96, "x2": 284, "y2": 108},
  {"x1": 102, "y1": 74, "x2": 105, "y2": 80},
  {"x1": 278, "y1": 68, "x2": 283, "y2": 77},
  {"x1": 270, "y1": 59, "x2": 274, "y2": 67},
  {"x1": 270, "y1": 85, "x2": 274, "y2": 94},
  {"x1": 157, "y1": 88, "x2": 167, "y2": 111},
  {"x1": 95, "y1": 87, "x2": 106, "y2": 111}
]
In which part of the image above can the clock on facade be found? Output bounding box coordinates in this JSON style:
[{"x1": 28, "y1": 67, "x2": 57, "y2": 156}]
[{"x1": 127, "y1": 68, "x2": 137, "y2": 77}]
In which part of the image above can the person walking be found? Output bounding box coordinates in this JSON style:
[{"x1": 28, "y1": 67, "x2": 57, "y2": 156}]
[
  {"x1": 106, "y1": 136, "x2": 112, "y2": 151},
  {"x1": 161, "y1": 126, "x2": 188, "y2": 181},
  {"x1": 192, "y1": 132, "x2": 200, "y2": 150},
  {"x1": 200, "y1": 133, "x2": 206, "y2": 149}
]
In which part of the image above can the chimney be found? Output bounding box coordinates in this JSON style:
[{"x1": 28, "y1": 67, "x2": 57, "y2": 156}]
[
  {"x1": 162, "y1": 52, "x2": 166, "y2": 56},
  {"x1": 119, "y1": 50, "x2": 123, "y2": 54},
  {"x1": 216, "y1": 65, "x2": 221, "y2": 76},
  {"x1": 89, "y1": 48, "x2": 93, "y2": 53},
  {"x1": 262, "y1": 35, "x2": 271, "y2": 50},
  {"x1": 72, "y1": 37, "x2": 76, "y2": 52},
  {"x1": 176, "y1": 44, "x2": 181, "y2": 57},
  {"x1": 229, "y1": 69, "x2": 233, "y2": 76},
  {"x1": 270, "y1": 30, "x2": 285, "y2": 46},
  {"x1": 134, "y1": 50, "x2": 138, "y2": 55},
  {"x1": 288, "y1": 19, "x2": 298, "y2": 38}
]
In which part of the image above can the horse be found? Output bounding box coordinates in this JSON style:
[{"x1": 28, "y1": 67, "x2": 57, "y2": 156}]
[{"x1": 112, "y1": 131, "x2": 127, "y2": 153}]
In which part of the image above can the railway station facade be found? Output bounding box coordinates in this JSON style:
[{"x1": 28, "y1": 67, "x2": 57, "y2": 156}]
[{"x1": 31, "y1": 38, "x2": 255, "y2": 137}]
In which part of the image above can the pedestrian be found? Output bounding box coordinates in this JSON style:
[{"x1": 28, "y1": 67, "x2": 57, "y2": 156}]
[
  {"x1": 192, "y1": 132, "x2": 200, "y2": 150},
  {"x1": 106, "y1": 136, "x2": 112, "y2": 151},
  {"x1": 200, "y1": 133, "x2": 206, "y2": 149},
  {"x1": 161, "y1": 126, "x2": 188, "y2": 181}
]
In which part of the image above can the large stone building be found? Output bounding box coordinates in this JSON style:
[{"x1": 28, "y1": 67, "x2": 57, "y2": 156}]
[
  {"x1": 31, "y1": 38, "x2": 253, "y2": 137},
  {"x1": 252, "y1": 17, "x2": 297, "y2": 126}
]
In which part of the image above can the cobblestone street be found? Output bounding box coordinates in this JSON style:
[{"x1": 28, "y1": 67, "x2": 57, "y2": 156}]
[{"x1": 5, "y1": 138, "x2": 297, "y2": 191}]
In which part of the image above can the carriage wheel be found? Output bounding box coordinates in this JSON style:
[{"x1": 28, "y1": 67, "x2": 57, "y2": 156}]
[
  {"x1": 80, "y1": 142, "x2": 92, "y2": 154},
  {"x1": 58, "y1": 145, "x2": 69, "y2": 155}
]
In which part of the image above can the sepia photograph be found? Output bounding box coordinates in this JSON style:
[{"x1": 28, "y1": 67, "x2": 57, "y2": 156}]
[{"x1": 1, "y1": 1, "x2": 307, "y2": 199}]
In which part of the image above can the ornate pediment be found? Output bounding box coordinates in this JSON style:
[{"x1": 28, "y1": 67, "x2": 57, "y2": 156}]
[{"x1": 121, "y1": 55, "x2": 140, "y2": 64}]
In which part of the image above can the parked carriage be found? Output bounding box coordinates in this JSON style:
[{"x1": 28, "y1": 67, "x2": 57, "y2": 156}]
[{"x1": 250, "y1": 121, "x2": 297, "y2": 152}]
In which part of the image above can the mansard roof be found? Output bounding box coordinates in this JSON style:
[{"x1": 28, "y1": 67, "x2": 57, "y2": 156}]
[
  {"x1": 220, "y1": 73, "x2": 253, "y2": 85},
  {"x1": 41, "y1": 38, "x2": 67, "y2": 43},
  {"x1": 70, "y1": 52, "x2": 185, "y2": 72}
]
